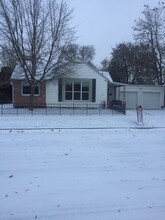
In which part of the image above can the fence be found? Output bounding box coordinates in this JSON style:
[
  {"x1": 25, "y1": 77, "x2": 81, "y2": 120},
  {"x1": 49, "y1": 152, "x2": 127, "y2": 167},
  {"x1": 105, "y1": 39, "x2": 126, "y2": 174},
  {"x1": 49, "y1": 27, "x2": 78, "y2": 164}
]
[{"x1": 0, "y1": 103, "x2": 125, "y2": 116}]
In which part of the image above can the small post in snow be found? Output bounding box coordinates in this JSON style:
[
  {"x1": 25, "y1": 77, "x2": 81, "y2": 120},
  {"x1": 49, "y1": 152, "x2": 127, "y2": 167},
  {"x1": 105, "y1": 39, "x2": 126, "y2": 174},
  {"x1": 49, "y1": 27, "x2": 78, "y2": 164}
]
[{"x1": 136, "y1": 105, "x2": 143, "y2": 125}]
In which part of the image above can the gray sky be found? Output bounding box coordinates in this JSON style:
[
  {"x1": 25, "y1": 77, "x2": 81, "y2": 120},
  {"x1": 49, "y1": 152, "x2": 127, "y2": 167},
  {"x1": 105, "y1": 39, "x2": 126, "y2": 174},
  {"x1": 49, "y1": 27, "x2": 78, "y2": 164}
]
[{"x1": 67, "y1": 0, "x2": 160, "y2": 66}]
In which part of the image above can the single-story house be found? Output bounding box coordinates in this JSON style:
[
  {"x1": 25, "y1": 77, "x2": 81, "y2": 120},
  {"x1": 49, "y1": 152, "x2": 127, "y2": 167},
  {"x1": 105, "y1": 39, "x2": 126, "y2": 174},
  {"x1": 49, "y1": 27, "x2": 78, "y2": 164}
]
[
  {"x1": 11, "y1": 61, "x2": 165, "y2": 110},
  {"x1": 119, "y1": 85, "x2": 165, "y2": 109},
  {"x1": 12, "y1": 60, "x2": 124, "y2": 108}
]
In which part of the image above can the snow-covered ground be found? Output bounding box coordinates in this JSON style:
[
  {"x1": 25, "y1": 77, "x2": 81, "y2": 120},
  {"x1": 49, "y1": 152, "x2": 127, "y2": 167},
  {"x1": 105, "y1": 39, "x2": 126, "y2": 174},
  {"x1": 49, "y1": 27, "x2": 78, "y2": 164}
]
[{"x1": 0, "y1": 110, "x2": 165, "y2": 220}]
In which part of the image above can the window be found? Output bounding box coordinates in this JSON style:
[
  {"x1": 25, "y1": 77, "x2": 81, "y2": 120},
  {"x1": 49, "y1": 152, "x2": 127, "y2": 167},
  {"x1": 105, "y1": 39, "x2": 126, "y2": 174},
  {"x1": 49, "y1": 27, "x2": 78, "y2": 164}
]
[
  {"x1": 22, "y1": 82, "x2": 39, "y2": 95},
  {"x1": 65, "y1": 81, "x2": 90, "y2": 101}
]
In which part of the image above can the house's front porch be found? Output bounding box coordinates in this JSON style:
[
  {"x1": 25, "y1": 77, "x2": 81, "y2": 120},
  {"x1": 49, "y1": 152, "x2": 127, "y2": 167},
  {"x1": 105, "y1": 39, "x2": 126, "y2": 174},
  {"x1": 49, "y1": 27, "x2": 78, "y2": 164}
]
[{"x1": 107, "y1": 82, "x2": 126, "y2": 114}]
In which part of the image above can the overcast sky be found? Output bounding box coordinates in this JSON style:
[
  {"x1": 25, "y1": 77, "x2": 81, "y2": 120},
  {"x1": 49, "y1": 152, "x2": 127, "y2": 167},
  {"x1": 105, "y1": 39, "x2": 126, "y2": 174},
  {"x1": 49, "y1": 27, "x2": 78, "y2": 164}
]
[{"x1": 67, "y1": 0, "x2": 160, "y2": 66}]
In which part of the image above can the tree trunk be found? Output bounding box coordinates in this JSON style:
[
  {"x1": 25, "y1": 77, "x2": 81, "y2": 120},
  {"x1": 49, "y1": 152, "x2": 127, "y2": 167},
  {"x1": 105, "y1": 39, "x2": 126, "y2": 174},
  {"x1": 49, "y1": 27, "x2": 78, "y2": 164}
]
[{"x1": 29, "y1": 81, "x2": 35, "y2": 111}]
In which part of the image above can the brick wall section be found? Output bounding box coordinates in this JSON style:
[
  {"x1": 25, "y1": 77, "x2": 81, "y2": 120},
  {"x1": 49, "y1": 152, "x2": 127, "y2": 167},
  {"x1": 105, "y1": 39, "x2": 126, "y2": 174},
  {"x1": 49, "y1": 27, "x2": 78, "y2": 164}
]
[{"x1": 12, "y1": 80, "x2": 46, "y2": 107}]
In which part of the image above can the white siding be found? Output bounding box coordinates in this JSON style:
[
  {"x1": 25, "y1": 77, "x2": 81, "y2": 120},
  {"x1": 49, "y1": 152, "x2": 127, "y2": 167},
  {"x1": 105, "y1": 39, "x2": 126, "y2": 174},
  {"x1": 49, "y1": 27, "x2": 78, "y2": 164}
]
[
  {"x1": 46, "y1": 63, "x2": 108, "y2": 107},
  {"x1": 125, "y1": 92, "x2": 138, "y2": 109},
  {"x1": 143, "y1": 92, "x2": 160, "y2": 109},
  {"x1": 46, "y1": 80, "x2": 58, "y2": 106}
]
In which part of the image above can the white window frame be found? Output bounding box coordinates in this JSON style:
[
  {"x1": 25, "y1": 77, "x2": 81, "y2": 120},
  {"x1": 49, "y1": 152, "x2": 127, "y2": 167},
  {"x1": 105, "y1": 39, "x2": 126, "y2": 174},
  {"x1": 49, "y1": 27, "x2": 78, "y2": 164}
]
[
  {"x1": 64, "y1": 80, "x2": 90, "y2": 101},
  {"x1": 22, "y1": 81, "x2": 40, "y2": 96}
]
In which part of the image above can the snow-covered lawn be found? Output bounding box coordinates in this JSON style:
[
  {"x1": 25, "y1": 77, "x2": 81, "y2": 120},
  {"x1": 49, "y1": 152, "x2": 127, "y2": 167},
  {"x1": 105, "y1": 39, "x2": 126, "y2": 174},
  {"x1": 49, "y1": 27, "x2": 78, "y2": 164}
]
[{"x1": 0, "y1": 110, "x2": 165, "y2": 220}]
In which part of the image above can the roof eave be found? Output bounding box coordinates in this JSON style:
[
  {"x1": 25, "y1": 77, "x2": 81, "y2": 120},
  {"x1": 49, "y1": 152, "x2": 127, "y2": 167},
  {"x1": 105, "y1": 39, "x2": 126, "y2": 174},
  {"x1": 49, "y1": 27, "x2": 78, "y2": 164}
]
[{"x1": 108, "y1": 81, "x2": 127, "y2": 87}]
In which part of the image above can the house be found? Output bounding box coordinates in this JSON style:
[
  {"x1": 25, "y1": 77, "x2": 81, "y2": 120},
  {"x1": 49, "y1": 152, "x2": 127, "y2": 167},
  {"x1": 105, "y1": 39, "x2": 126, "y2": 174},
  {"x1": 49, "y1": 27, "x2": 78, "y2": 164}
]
[
  {"x1": 119, "y1": 84, "x2": 165, "y2": 109},
  {"x1": 12, "y1": 60, "x2": 164, "y2": 110},
  {"x1": 12, "y1": 60, "x2": 125, "y2": 108}
]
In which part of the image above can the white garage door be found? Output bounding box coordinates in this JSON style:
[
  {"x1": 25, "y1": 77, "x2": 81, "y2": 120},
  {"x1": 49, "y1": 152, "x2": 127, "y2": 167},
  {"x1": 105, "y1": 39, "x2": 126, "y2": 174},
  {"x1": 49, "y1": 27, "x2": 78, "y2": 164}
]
[
  {"x1": 143, "y1": 92, "x2": 160, "y2": 109},
  {"x1": 120, "y1": 91, "x2": 138, "y2": 109}
]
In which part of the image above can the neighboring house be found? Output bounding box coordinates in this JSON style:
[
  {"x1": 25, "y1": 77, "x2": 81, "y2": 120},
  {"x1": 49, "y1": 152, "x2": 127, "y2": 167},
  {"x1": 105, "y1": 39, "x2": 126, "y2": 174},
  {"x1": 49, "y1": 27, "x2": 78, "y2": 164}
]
[
  {"x1": 119, "y1": 85, "x2": 165, "y2": 109},
  {"x1": 12, "y1": 60, "x2": 124, "y2": 108}
]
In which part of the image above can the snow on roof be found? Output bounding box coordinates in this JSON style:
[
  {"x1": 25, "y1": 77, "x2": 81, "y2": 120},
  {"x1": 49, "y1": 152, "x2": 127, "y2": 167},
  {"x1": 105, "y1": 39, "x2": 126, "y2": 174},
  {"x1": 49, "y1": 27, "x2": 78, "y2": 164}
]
[
  {"x1": 101, "y1": 71, "x2": 113, "y2": 82},
  {"x1": 11, "y1": 60, "x2": 118, "y2": 85},
  {"x1": 11, "y1": 60, "x2": 79, "y2": 80},
  {"x1": 11, "y1": 62, "x2": 49, "y2": 80}
]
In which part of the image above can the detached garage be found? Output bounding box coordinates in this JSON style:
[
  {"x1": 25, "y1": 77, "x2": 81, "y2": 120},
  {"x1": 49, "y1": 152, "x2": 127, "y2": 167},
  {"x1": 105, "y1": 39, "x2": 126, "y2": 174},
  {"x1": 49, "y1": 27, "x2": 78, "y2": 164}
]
[{"x1": 119, "y1": 85, "x2": 164, "y2": 109}]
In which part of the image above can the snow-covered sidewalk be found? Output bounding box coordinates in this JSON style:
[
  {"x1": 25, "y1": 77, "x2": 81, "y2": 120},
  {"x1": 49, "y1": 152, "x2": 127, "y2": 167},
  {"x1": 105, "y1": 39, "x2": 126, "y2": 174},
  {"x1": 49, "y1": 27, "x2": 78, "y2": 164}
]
[
  {"x1": 0, "y1": 110, "x2": 165, "y2": 220},
  {"x1": 0, "y1": 110, "x2": 165, "y2": 129}
]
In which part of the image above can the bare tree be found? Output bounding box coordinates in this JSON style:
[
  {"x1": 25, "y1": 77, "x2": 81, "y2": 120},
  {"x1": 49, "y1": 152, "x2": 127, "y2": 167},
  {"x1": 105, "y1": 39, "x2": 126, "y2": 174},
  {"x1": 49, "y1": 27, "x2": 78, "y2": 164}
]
[
  {"x1": 133, "y1": 2, "x2": 165, "y2": 85},
  {"x1": 79, "y1": 45, "x2": 95, "y2": 63},
  {"x1": 100, "y1": 58, "x2": 110, "y2": 71},
  {"x1": 0, "y1": 0, "x2": 75, "y2": 110},
  {"x1": 61, "y1": 43, "x2": 80, "y2": 60},
  {"x1": 62, "y1": 43, "x2": 95, "y2": 64}
]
